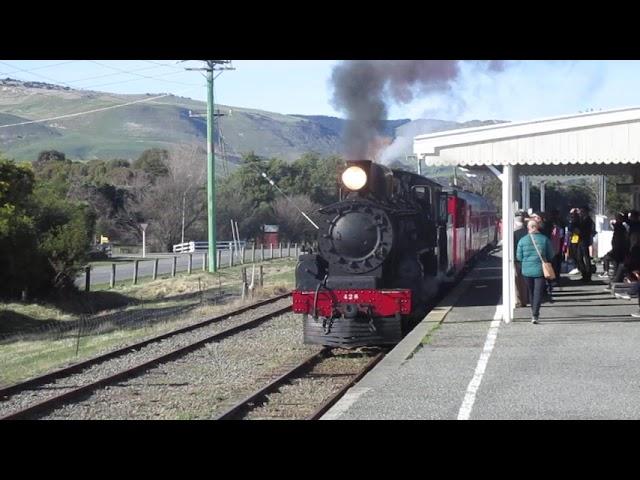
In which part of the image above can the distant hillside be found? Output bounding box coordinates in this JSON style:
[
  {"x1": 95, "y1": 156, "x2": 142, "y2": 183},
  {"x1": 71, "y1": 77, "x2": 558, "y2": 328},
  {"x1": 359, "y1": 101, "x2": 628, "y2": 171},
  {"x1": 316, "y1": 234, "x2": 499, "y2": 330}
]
[
  {"x1": 293, "y1": 115, "x2": 412, "y2": 138},
  {"x1": 0, "y1": 77, "x2": 507, "y2": 165}
]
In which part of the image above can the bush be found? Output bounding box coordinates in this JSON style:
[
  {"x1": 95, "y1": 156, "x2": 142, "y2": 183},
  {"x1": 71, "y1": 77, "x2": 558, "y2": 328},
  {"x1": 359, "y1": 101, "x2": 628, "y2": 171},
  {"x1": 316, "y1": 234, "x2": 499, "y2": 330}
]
[{"x1": 0, "y1": 156, "x2": 94, "y2": 299}]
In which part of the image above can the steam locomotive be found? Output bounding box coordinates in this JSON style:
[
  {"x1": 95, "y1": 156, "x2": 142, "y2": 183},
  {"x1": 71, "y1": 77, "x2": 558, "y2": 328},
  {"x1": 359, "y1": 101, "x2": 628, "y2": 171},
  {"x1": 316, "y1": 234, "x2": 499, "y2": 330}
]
[{"x1": 293, "y1": 159, "x2": 498, "y2": 348}]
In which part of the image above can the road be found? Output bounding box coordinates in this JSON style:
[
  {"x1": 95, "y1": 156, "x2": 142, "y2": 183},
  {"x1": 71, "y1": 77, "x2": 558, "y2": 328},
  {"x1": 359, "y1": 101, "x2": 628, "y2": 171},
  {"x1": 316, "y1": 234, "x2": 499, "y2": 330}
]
[{"x1": 76, "y1": 246, "x2": 298, "y2": 288}]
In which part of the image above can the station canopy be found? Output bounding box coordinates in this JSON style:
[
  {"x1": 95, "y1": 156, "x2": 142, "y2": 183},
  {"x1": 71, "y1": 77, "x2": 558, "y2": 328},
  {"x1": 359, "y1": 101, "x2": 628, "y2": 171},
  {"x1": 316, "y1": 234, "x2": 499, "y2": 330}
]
[
  {"x1": 414, "y1": 106, "x2": 640, "y2": 177},
  {"x1": 413, "y1": 106, "x2": 640, "y2": 324}
]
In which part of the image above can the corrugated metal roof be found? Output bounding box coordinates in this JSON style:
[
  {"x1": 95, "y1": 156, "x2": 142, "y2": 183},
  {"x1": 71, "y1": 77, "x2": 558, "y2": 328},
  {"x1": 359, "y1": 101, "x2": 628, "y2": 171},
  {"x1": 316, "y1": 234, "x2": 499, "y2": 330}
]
[{"x1": 414, "y1": 106, "x2": 640, "y2": 175}]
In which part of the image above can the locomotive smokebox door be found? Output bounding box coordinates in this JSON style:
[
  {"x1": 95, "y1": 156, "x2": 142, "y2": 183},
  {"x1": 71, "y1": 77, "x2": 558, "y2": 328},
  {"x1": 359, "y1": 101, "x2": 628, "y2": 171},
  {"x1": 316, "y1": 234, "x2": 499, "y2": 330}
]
[{"x1": 318, "y1": 203, "x2": 393, "y2": 275}]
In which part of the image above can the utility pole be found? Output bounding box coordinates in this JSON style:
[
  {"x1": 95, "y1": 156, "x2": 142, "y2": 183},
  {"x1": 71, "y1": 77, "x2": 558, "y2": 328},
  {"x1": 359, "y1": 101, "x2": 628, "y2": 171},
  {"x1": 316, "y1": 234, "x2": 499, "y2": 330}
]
[{"x1": 184, "y1": 60, "x2": 234, "y2": 272}]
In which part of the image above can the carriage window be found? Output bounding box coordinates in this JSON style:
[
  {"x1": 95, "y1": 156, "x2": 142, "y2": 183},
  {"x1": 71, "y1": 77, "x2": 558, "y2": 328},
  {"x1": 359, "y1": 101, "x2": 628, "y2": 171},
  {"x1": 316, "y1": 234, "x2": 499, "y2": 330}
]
[
  {"x1": 439, "y1": 194, "x2": 448, "y2": 223},
  {"x1": 413, "y1": 186, "x2": 431, "y2": 205},
  {"x1": 456, "y1": 201, "x2": 466, "y2": 227}
]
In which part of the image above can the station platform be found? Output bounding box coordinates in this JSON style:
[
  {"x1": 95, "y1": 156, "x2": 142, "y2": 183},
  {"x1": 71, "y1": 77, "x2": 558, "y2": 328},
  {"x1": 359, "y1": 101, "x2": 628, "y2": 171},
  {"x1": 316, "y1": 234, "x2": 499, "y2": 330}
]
[{"x1": 322, "y1": 248, "x2": 640, "y2": 420}]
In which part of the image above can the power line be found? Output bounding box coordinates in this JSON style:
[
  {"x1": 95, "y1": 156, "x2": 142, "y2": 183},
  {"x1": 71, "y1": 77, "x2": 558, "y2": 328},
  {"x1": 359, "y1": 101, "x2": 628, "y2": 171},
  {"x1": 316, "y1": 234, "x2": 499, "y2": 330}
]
[
  {"x1": 0, "y1": 60, "x2": 203, "y2": 96},
  {"x1": 259, "y1": 171, "x2": 320, "y2": 230},
  {"x1": 0, "y1": 62, "x2": 205, "y2": 123},
  {"x1": 0, "y1": 60, "x2": 76, "y2": 76},
  {"x1": 0, "y1": 93, "x2": 172, "y2": 129},
  {"x1": 88, "y1": 60, "x2": 202, "y2": 88},
  {"x1": 0, "y1": 60, "x2": 83, "y2": 87},
  {"x1": 143, "y1": 60, "x2": 185, "y2": 70},
  {"x1": 0, "y1": 60, "x2": 175, "y2": 86},
  {"x1": 0, "y1": 60, "x2": 144, "y2": 105},
  {"x1": 63, "y1": 63, "x2": 174, "y2": 85}
]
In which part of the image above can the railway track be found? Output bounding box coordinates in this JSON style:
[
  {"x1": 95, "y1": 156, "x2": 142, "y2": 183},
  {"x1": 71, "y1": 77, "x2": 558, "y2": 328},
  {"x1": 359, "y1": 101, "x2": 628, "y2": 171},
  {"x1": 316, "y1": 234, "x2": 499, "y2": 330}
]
[
  {"x1": 216, "y1": 347, "x2": 386, "y2": 420},
  {"x1": 0, "y1": 293, "x2": 292, "y2": 420}
]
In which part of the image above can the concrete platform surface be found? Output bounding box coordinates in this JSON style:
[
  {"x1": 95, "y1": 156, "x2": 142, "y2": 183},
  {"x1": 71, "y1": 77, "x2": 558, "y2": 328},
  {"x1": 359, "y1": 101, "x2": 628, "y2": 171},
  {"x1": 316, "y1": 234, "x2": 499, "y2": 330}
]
[{"x1": 322, "y1": 248, "x2": 640, "y2": 420}]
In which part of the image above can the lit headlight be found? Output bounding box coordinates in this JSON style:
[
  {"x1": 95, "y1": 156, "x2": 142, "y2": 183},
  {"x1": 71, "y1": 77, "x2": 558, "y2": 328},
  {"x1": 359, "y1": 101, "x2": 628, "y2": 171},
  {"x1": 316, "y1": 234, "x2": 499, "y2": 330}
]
[{"x1": 342, "y1": 166, "x2": 367, "y2": 190}]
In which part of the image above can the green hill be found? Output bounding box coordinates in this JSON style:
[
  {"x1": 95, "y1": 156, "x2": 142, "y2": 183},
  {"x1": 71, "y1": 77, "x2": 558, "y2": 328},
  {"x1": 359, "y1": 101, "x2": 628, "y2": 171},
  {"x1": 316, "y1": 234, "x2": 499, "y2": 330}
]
[{"x1": 0, "y1": 78, "x2": 505, "y2": 165}]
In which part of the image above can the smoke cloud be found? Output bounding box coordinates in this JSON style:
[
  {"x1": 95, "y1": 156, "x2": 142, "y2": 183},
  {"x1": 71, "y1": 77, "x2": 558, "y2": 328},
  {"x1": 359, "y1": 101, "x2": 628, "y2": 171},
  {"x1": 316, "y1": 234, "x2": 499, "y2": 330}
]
[{"x1": 330, "y1": 60, "x2": 506, "y2": 160}]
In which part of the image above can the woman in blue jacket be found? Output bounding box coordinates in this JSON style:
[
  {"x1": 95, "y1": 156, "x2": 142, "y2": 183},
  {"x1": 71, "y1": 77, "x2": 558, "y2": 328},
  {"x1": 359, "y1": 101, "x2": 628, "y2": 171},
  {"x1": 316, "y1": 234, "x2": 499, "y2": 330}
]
[{"x1": 516, "y1": 220, "x2": 555, "y2": 324}]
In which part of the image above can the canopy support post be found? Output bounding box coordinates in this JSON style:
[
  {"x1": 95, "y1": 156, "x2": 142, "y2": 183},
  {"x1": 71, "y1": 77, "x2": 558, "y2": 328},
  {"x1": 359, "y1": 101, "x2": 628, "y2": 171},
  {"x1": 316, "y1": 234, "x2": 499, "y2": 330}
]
[{"x1": 502, "y1": 165, "x2": 515, "y2": 324}]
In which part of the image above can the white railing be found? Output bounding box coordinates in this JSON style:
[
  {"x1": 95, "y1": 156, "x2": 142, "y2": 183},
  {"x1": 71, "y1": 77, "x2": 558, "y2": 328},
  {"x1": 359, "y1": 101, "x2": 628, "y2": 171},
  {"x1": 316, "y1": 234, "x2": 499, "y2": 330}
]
[{"x1": 172, "y1": 241, "x2": 247, "y2": 253}]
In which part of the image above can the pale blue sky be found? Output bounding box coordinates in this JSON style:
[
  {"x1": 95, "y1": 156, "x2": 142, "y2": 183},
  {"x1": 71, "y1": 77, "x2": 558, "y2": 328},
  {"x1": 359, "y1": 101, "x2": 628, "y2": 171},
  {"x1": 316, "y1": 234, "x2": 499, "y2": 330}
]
[{"x1": 2, "y1": 60, "x2": 640, "y2": 121}]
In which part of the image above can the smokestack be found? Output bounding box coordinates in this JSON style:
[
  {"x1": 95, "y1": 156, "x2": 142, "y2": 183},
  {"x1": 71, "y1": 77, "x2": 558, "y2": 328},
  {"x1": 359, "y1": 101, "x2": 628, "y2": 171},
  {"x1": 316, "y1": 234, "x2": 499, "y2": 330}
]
[{"x1": 330, "y1": 60, "x2": 506, "y2": 161}]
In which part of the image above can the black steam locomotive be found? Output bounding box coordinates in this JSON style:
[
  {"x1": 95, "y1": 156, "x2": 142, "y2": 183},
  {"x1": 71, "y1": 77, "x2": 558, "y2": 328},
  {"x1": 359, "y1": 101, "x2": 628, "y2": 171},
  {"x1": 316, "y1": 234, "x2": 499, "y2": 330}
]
[{"x1": 293, "y1": 159, "x2": 497, "y2": 348}]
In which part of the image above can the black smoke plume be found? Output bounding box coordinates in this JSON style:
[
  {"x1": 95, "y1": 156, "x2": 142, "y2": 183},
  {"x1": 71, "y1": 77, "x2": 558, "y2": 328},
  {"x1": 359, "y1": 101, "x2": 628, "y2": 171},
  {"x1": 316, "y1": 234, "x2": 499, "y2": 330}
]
[{"x1": 330, "y1": 60, "x2": 506, "y2": 160}]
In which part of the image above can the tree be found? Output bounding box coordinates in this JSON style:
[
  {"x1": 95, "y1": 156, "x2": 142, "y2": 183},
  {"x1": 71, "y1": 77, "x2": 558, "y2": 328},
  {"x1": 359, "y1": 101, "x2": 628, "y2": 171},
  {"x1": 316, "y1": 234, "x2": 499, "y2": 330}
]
[
  {"x1": 0, "y1": 155, "x2": 95, "y2": 298},
  {"x1": 0, "y1": 158, "x2": 41, "y2": 297},
  {"x1": 271, "y1": 195, "x2": 322, "y2": 243},
  {"x1": 606, "y1": 175, "x2": 633, "y2": 216},
  {"x1": 291, "y1": 153, "x2": 343, "y2": 205},
  {"x1": 37, "y1": 150, "x2": 66, "y2": 163},
  {"x1": 139, "y1": 145, "x2": 208, "y2": 251},
  {"x1": 34, "y1": 188, "x2": 95, "y2": 289},
  {"x1": 133, "y1": 148, "x2": 170, "y2": 178},
  {"x1": 216, "y1": 179, "x2": 273, "y2": 242}
]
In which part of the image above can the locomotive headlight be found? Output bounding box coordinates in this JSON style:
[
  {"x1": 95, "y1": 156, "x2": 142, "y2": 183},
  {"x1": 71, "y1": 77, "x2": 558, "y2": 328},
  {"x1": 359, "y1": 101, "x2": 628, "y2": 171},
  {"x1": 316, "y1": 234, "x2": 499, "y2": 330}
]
[{"x1": 342, "y1": 166, "x2": 367, "y2": 191}]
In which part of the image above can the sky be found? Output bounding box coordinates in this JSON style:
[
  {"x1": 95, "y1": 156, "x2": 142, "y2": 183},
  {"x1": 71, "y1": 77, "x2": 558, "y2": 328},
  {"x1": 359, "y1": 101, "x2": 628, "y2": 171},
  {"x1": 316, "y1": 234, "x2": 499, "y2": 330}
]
[{"x1": 2, "y1": 60, "x2": 640, "y2": 122}]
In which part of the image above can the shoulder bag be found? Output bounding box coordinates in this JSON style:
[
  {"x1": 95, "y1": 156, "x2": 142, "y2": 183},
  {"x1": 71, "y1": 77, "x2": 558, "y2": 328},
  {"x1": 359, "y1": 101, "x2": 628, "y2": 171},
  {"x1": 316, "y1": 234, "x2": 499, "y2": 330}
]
[{"x1": 529, "y1": 233, "x2": 556, "y2": 280}]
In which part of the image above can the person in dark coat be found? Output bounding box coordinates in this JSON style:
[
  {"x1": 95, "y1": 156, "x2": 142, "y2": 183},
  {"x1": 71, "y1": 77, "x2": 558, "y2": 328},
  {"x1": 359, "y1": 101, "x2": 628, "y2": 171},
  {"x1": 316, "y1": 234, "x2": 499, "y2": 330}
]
[
  {"x1": 575, "y1": 206, "x2": 595, "y2": 282},
  {"x1": 601, "y1": 213, "x2": 629, "y2": 278},
  {"x1": 609, "y1": 232, "x2": 640, "y2": 289},
  {"x1": 627, "y1": 234, "x2": 640, "y2": 318},
  {"x1": 547, "y1": 209, "x2": 565, "y2": 280},
  {"x1": 567, "y1": 208, "x2": 581, "y2": 272},
  {"x1": 516, "y1": 219, "x2": 555, "y2": 324},
  {"x1": 628, "y1": 210, "x2": 640, "y2": 237}
]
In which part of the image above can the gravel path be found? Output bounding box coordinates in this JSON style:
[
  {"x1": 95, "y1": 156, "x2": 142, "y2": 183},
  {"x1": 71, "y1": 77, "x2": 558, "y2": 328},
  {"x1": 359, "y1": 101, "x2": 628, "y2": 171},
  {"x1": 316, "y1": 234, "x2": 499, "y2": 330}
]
[{"x1": 0, "y1": 298, "x2": 294, "y2": 419}]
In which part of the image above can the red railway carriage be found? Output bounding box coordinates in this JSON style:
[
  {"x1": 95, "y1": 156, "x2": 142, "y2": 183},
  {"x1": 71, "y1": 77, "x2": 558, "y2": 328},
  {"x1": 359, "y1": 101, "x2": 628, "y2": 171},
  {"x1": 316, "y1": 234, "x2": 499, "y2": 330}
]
[{"x1": 445, "y1": 189, "x2": 499, "y2": 276}]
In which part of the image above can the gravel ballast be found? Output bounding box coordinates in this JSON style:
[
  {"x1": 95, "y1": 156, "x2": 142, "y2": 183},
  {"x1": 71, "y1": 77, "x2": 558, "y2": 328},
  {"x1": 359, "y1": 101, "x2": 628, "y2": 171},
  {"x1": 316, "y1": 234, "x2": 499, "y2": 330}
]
[
  {"x1": 41, "y1": 311, "x2": 319, "y2": 419},
  {"x1": 0, "y1": 298, "x2": 299, "y2": 419}
]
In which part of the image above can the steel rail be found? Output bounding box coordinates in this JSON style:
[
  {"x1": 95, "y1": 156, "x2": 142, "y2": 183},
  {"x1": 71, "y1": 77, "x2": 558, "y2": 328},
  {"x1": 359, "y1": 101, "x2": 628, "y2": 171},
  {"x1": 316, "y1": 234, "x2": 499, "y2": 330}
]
[
  {"x1": 215, "y1": 348, "x2": 331, "y2": 420},
  {"x1": 1, "y1": 304, "x2": 292, "y2": 420},
  {"x1": 0, "y1": 292, "x2": 291, "y2": 401},
  {"x1": 215, "y1": 348, "x2": 386, "y2": 420},
  {"x1": 306, "y1": 350, "x2": 386, "y2": 420}
]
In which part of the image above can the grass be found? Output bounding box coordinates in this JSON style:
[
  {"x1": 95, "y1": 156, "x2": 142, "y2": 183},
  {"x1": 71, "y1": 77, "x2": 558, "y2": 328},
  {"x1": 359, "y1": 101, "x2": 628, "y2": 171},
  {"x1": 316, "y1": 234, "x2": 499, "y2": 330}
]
[
  {"x1": 0, "y1": 257, "x2": 298, "y2": 386},
  {"x1": 1, "y1": 257, "x2": 298, "y2": 333},
  {"x1": 92, "y1": 257, "x2": 297, "y2": 299}
]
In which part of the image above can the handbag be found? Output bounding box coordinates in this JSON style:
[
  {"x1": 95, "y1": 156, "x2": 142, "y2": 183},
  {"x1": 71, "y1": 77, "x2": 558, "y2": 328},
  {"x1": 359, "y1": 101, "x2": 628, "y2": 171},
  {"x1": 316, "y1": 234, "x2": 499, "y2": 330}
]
[{"x1": 529, "y1": 233, "x2": 556, "y2": 280}]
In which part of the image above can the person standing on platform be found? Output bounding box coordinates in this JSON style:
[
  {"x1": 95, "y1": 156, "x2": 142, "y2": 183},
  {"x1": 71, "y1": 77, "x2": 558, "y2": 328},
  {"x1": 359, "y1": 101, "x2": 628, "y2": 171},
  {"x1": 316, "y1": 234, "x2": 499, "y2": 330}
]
[
  {"x1": 532, "y1": 211, "x2": 556, "y2": 299},
  {"x1": 600, "y1": 213, "x2": 629, "y2": 279},
  {"x1": 608, "y1": 233, "x2": 640, "y2": 290},
  {"x1": 576, "y1": 206, "x2": 595, "y2": 282},
  {"x1": 514, "y1": 211, "x2": 529, "y2": 308},
  {"x1": 627, "y1": 210, "x2": 640, "y2": 237},
  {"x1": 517, "y1": 219, "x2": 555, "y2": 324},
  {"x1": 533, "y1": 212, "x2": 552, "y2": 238},
  {"x1": 548, "y1": 209, "x2": 565, "y2": 280},
  {"x1": 626, "y1": 234, "x2": 640, "y2": 318},
  {"x1": 567, "y1": 208, "x2": 581, "y2": 274}
]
